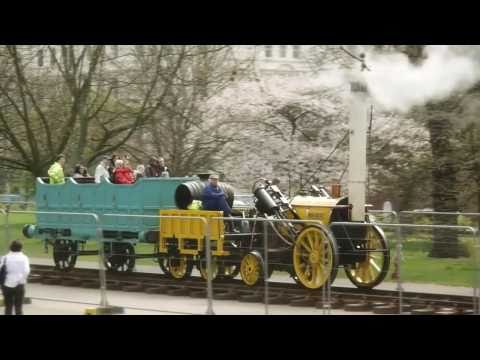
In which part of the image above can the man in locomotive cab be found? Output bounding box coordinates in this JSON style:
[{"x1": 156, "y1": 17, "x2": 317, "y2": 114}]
[
  {"x1": 201, "y1": 174, "x2": 231, "y2": 216},
  {"x1": 47, "y1": 154, "x2": 66, "y2": 185},
  {"x1": 202, "y1": 174, "x2": 237, "y2": 232}
]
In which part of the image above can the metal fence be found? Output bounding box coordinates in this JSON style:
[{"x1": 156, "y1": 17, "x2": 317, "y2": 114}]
[{"x1": 1, "y1": 205, "x2": 479, "y2": 315}]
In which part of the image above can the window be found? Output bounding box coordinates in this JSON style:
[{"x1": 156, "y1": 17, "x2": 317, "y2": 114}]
[
  {"x1": 265, "y1": 45, "x2": 272, "y2": 58},
  {"x1": 111, "y1": 78, "x2": 119, "y2": 98},
  {"x1": 279, "y1": 45, "x2": 287, "y2": 58},
  {"x1": 135, "y1": 45, "x2": 145, "y2": 57},
  {"x1": 85, "y1": 45, "x2": 92, "y2": 60},
  {"x1": 292, "y1": 45, "x2": 301, "y2": 59},
  {"x1": 111, "y1": 45, "x2": 119, "y2": 58},
  {"x1": 49, "y1": 47, "x2": 56, "y2": 66},
  {"x1": 37, "y1": 49, "x2": 44, "y2": 67}
]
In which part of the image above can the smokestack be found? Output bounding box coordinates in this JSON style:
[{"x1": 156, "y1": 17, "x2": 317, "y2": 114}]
[
  {"x1": 348, "y1": 81, "x2": 369, "y2": 221},
  {"x1": 331, "y1": 182, "x2": 341, "y2": 198}
]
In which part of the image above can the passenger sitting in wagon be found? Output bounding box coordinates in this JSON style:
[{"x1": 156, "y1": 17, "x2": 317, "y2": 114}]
[
  {"x1": 47, "y1": 154, "x2": 66, "y2": 184},
  {"x1": 72, "y1": 164, "x2": 84, "y2": 178},
  {"x1": 112, "y1": 159, "x2": 134, "y2": 184}
]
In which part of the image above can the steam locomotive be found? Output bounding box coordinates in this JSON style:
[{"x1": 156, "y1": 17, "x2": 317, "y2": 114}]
[{"x1": 22, "y1": 174, "x2": 390, "y2": 290}]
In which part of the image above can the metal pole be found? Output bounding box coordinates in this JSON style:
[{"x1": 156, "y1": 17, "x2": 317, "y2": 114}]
[
  {"x1": 326, "y1": 232, "x2": 331, "y2": 315},
  {"x1": 205, "y1": 218, "x2": 214, "y2": 315},
  {"x1": 0, "y1": 208, "x2": 6, "y2": 255},
  {"x1": 395, "y1": 212, "x2": 403, "y2": 314},
  {"x1": 5, "y1": 204, "x2": 10, "y2": 249},
  {"x1": 322, "y1": 233, "x2": 327, "y2": 315},
  {"x1": 94, "y1": 214, "x2": 109, "y2": 308},
  {"x1": 474, "y1": 229, "x2": 480, "y2": 315},
  {"x1": 263, "y1": 220, "x2": 269, "y2": 315}
]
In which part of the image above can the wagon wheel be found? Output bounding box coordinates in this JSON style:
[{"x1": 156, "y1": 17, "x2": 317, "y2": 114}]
[
  {"x1": 166, "y1": 255, "x2": 193, "y2": 280},
  {"x1": 104, "y1": 243, "x2": 136, "y2": 273},
  {"x1": 217, "y1": 261, "x2": 241, "y2": 280},
  {"x1": 344, "y1": 225, "x2": 390, "y2": 289},
  {"x1": 158, "y1": 256, "x2": 169, "y2": 275},
  {"x1": 240, "y1": 251, "x2": 273, "y2": 286},
  {"x1": 198, "y1": 257, "x2": 219, "y2": 281},
  {"x1": 292, "y1": 225, "x2": 338, "y2": 290},
  {"x1": 53, "y1": 239, "x2": 78, "y2": 272}
]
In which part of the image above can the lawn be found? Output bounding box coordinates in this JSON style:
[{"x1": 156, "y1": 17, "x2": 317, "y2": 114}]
[{"x1": 0, "y1": 212, "x2": 478, "y2": 287}]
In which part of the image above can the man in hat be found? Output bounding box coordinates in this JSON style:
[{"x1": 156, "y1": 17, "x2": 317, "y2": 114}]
[{"x1": 201, "y1": 174, "x2": 231, "y2": 217}]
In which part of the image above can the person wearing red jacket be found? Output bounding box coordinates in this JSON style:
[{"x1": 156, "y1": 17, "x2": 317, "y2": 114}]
[{"x1": 112, "y1": 159, "x2": 134, "y2": 184}]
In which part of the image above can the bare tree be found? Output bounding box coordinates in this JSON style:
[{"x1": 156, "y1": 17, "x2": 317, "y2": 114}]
[
  {"x1": 0, "y1": 45, "x2": 189, "y2": 177},
  {"x1": 139, "y1": 45, "x2": 253, "y2": 176}
]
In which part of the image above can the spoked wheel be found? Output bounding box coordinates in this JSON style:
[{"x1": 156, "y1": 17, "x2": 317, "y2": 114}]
[
  {"x1": 240, "y1": 251, "x2": 267, "y2": 286},
  {"x1": 158, "y1": 256, "x2": 169, "y2": 275},
  {"x1": 53, "y1": 239, "x2": 78, "y2": 271},
  {"x1": 104, "y1": 243, "x2": 136, "y2": 273},
  {"x1": 344, "y1": 225, "x2": 390, "y2": 289},
  {"x1": 217, "y1": 261, "x2": 241, "y2": 280},
  {"x1": 198, "y1": 257, "x2": 219, "y2": 281},
  {"x1": 288, "y1": 268, "x2": 302, "y2": 285},
  {"x1": 292, "y1": 225, "x2": 338, "y2": 290},
  {"x1": 166, "y1": 255, "x2": 193, "y2": 280}
]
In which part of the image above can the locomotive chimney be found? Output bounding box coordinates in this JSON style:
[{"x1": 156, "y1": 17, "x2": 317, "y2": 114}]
[
  {"x1": 348, "y1": 79, "x2": 369, "y2": 222},
  {"x1": 331, "y1": 181, "x2": 341, "y2": 198}
]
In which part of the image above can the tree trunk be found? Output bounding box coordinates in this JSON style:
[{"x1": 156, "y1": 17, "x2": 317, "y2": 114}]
[{"x1": 427, "y1": 117, "x2": 461, "y2": 258}]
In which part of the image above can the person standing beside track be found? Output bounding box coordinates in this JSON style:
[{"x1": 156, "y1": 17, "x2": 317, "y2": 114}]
[
  {"x1": 0, "y1": 240, "x2": 30, "y2": 315},
  {"x1": 48, "y1": 154, "x2": 66, "y2": 184}
]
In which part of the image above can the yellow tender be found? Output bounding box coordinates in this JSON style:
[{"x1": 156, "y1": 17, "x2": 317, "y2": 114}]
[{"x1": 159, "y1": 209, "x2": 230, "y2": 257}]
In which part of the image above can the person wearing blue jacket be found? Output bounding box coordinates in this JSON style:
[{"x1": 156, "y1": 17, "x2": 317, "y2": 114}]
[{"x1": 201, "y1": 174, "x2": 231, "y2": 216}]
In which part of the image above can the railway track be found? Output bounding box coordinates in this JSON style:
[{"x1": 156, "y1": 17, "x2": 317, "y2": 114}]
[{"x1": 28, "y1": 265, "x2": 477, "y2": 315}]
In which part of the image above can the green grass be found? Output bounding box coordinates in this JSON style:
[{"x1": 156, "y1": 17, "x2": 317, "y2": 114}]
[{"x1": 0, "y1": 212, "x2": 478, "y2": 287}]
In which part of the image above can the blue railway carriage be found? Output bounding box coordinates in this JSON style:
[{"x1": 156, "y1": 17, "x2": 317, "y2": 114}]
[{"x1": 23, "y1": 176, "x2": 197, "y2": 272}]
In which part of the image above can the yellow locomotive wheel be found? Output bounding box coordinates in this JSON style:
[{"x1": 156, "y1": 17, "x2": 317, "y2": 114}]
[
  {"x1": 240, "y1": 252, "x2": 263, "y2": 286},
  {"x1": 293, "y1": 226, "x2": 338, "y2": 289},
  {"x1": 219, "y1": 262, "x2": 240, "y2": 280},
  {"x1": 198, "y1": 257, "x2": 219, "y2": 281},
  {"x1": 167, "y1": 255, "x2": 192, "y2": 280},
  {"x1": 344, "y1": 225, "x2": 390, "y2": 289}
]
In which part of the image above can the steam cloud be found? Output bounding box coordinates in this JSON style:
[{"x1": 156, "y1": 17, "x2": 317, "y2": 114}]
[{"x1": 362, "y1": 45, "x2": 480, "y2": 113}]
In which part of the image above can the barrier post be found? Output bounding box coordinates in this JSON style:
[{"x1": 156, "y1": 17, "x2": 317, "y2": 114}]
[
  {"x1": 0, "y1": 208, "x2": 6, "y2": 254},
  {"x1": 5, "y1": 204, "x2": 10, "y2": 252},
  {"x1": 263, "y1": 220, "x2": 269, "y2": 315},
  {"x1": 326, "y1": 231, "x2": 331, "y2": 315},
  {"x1": 205, "y1": 218, "x2": 215, "y2": 315},
  {"x1": 96, "y1": 216, "x2": 108, "y2": 308},
  {"x1": 395, "y1": 212, "x2": 404, "y2": 314},
  {"x1": 474, "y1": 229, "x2": 480, "y2": 314}
]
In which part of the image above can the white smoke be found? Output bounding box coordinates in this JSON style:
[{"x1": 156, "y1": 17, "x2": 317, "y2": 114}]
[{"x1": 362, "y1": 45, "x2": 480, "y2": 113}]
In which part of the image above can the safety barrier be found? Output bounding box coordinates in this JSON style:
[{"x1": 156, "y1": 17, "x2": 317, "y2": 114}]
[
  {"x1": 331, "y1": 220, "x2": 478, "y2": 314},
  {"x1": 102, "y1": 213, "x2": 213, "y2": 315},
  {"x1": 399, "y1": 211, "x2": 480, "y2": 315},
  {"x1": 2, "y1": 209, "x2": 124, "y2": 315},
  {"x1": 2, "y1": 206, "x2": 479, "y2": 315},
  {"x1": 209, "y1": 216, "x2": 333, "y2": 315}
]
